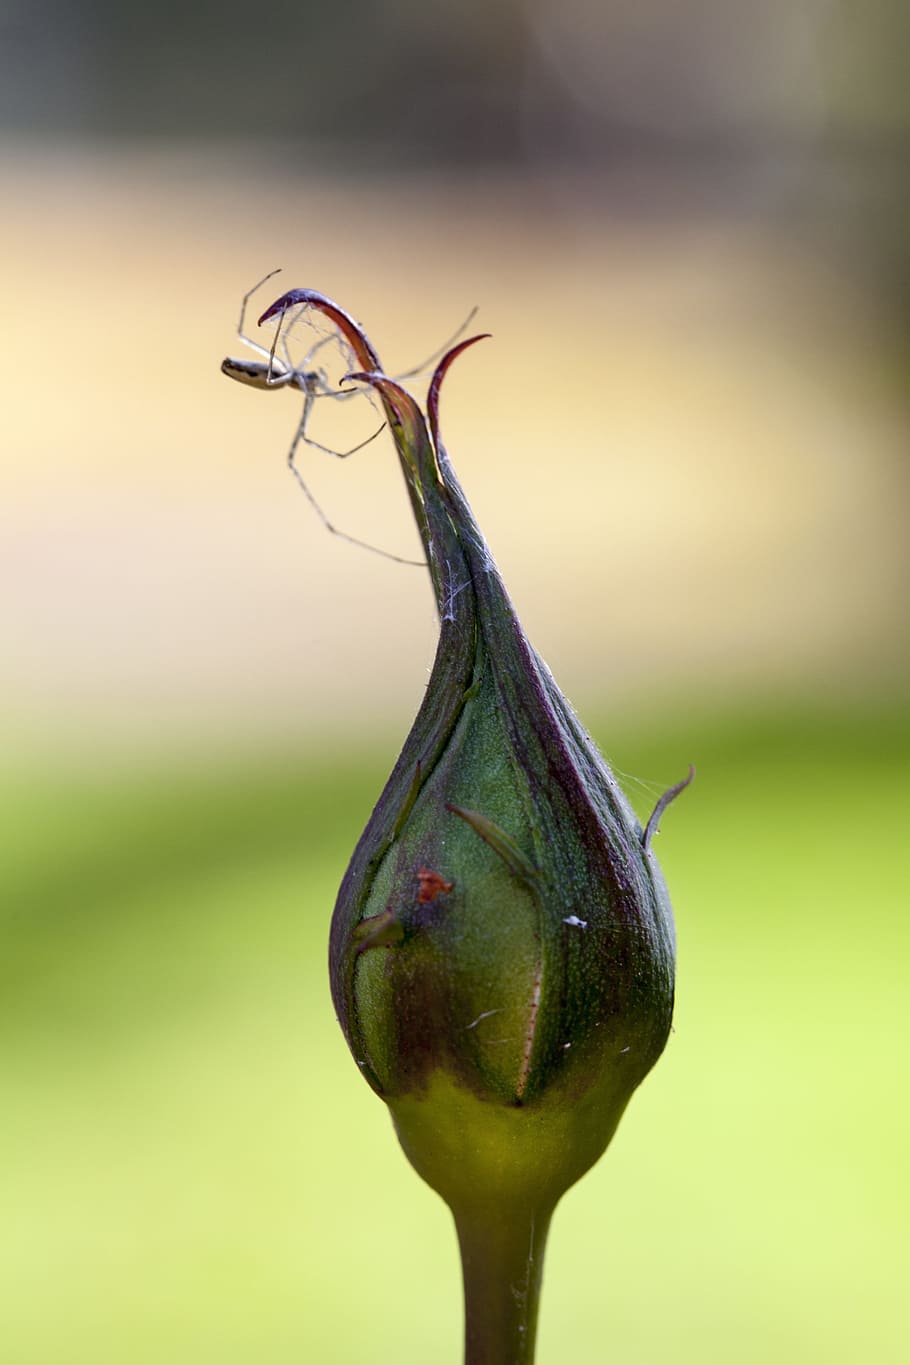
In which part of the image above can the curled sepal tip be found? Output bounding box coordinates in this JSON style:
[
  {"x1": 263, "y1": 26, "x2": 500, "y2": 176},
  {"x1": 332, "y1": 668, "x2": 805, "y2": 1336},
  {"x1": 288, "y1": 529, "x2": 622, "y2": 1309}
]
[
  {"x1": 343, "y1": 371, "x2": 423, "y2": 445},
  {"x1": 427, "y1": 334, "x2": 491, "y2": 450},
  {"x1": 642, "y1": 764, "x2": 695, "y2": 851},
  {"x1": 257, "y1": 288, "x2": 381, "y2": 373}
]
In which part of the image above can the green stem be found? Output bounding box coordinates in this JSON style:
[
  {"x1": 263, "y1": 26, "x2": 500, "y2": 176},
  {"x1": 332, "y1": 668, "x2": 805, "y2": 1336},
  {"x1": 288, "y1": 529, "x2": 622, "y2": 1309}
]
[{"x1": 454, "y1": 1200, "x2": 553, "y2": 1365}]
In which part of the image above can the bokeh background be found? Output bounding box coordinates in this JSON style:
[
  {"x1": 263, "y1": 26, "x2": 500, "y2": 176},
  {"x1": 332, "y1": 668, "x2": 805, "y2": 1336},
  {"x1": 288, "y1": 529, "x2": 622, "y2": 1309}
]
[{"x1": 2, "y1": 3, "x2": 908, "y2": 1362}]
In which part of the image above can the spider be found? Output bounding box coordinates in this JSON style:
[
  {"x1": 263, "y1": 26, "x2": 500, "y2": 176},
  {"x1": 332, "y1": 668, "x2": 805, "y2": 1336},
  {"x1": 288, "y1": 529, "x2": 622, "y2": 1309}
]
[{"x1": 221, "y1": 270, "x2": 476, "y2": 564}]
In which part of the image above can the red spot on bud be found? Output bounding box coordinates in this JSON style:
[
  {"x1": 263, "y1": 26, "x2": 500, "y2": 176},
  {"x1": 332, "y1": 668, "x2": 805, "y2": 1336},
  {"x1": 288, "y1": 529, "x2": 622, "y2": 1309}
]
[{"x1": 417, "y1": 867, "x2": 455, "y2": 904}]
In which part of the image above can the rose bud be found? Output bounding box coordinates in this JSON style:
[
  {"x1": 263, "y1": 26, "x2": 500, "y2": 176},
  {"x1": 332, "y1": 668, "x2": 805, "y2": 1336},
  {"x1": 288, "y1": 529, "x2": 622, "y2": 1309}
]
[{"x1": 256, "y1": 288, "x2": 692, "y2": 1365}]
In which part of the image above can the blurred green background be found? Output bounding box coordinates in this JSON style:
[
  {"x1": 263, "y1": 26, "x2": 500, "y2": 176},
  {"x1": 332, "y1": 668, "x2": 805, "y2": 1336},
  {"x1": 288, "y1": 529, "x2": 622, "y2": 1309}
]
[{"x1": 2, "y1": 3, "x2": 909, "y2": 1362}]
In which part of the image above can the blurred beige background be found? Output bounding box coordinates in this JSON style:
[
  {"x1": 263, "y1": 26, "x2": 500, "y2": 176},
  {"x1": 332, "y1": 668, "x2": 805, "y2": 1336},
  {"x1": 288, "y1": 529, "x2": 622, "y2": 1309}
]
[{"x1": 2, "y1": 144, "x2": 907, "y2": 762}]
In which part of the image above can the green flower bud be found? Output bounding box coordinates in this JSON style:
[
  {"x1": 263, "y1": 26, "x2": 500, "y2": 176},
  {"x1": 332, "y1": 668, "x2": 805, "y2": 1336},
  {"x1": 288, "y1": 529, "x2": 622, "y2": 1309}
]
[{"x1": 259, "y1": 288, "x2": 692, "y2": 1364}]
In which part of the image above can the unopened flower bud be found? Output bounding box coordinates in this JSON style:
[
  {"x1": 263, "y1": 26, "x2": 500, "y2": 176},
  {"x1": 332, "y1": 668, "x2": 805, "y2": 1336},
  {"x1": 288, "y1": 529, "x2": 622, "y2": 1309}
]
[{"x1": 256, "y1": 288, "x2": 691, "y2": 1364}]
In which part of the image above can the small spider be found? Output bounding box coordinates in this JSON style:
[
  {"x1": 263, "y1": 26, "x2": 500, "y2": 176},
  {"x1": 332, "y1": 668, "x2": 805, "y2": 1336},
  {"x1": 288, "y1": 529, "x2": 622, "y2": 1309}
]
[{"x1": 221, "y1": 270, "x2": 476, "y2": 564}]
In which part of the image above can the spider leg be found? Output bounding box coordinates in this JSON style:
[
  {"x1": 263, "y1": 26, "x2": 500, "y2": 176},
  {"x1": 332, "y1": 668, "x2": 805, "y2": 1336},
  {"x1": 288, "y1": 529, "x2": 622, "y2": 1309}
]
[
  {"x1": 389, "y1": 306, "x2": 479, "y2": 383},
  {"x1": 292, "y1": 383, "x2": 387, "y2": 462},
  {"x1": 236, "y1": 268, "x2": 283, "y2": 362},
  {"x1": 286, "y1": 393, "x2": 423, "y2": 567},
  {"x1": 267, "y1": 309, "x2": 288, "y2": 385},
  {"x1": 275, "y1": 301, "x2": 303, "y2": 378},
  {"x1": 303, "y1": 421, "x2": 388, "y2": 461},
  {"x1": 295, "y1": 332, "x2": 371, "y2": 405},
  {"x1": 294, "y1": 346, "x2": 388, "y2": 454}
]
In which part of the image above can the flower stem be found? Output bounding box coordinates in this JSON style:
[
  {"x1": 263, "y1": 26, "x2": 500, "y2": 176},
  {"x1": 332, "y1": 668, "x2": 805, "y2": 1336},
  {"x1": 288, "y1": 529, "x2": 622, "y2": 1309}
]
[{"x1": 454, "y1": 1199, "x2": 554, "y2": 1365}]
